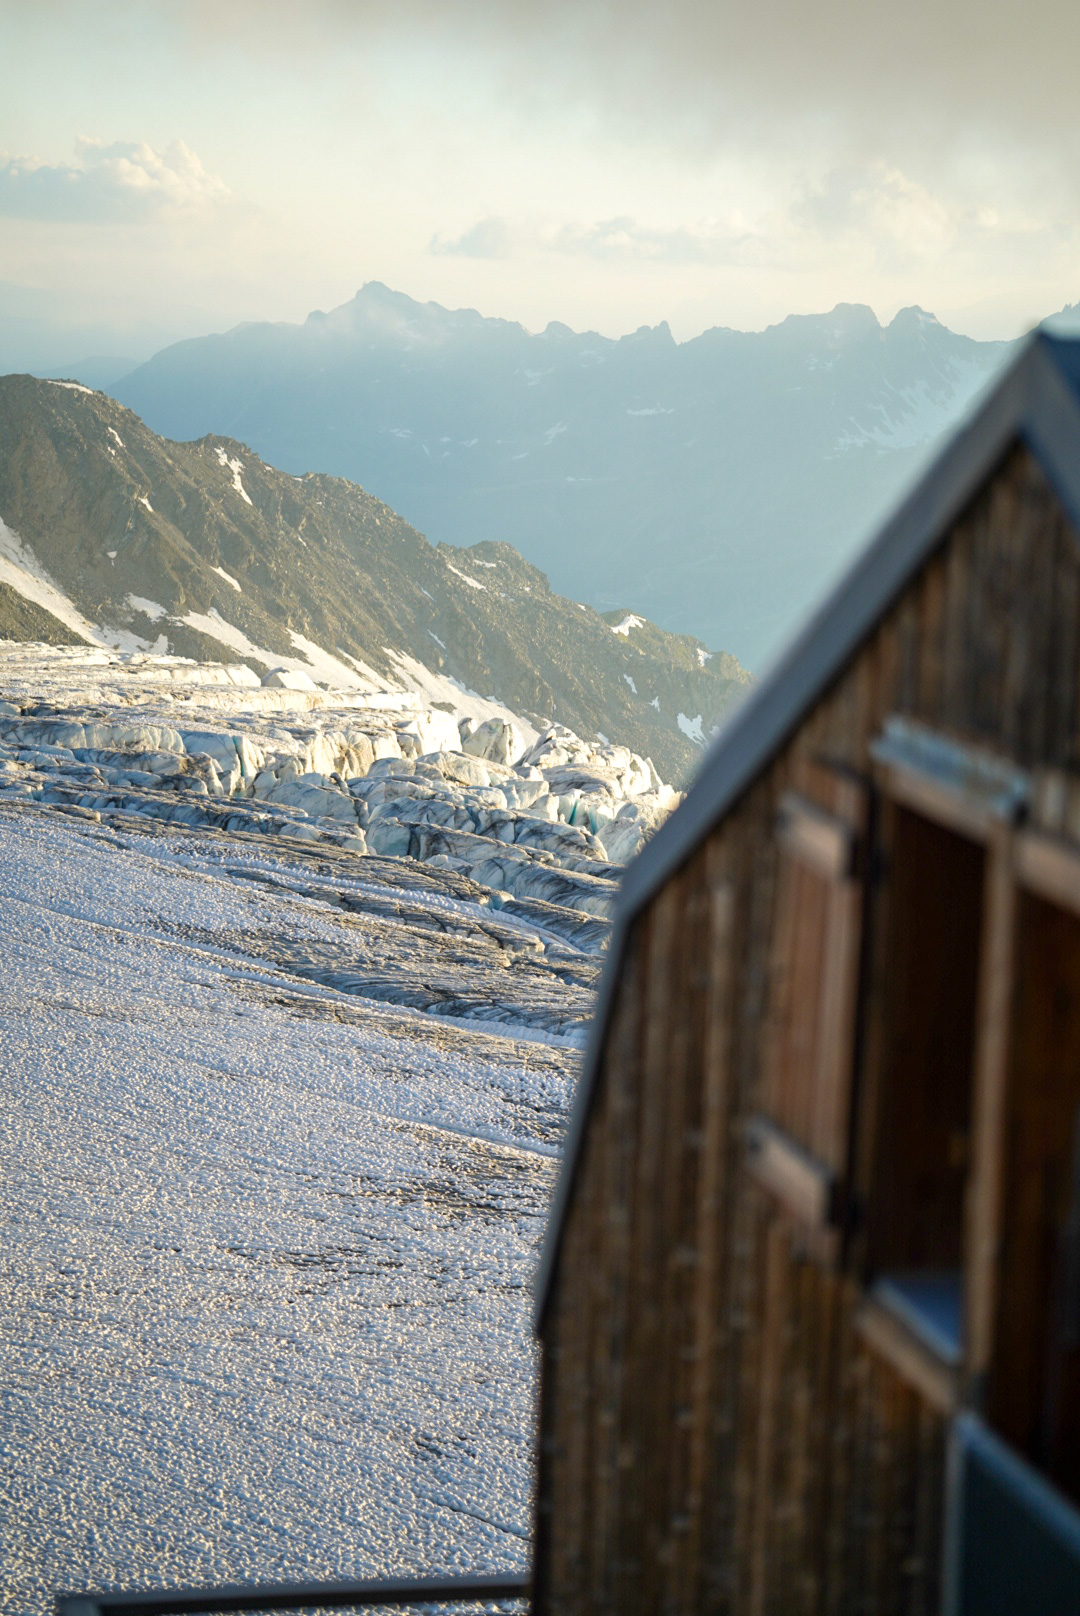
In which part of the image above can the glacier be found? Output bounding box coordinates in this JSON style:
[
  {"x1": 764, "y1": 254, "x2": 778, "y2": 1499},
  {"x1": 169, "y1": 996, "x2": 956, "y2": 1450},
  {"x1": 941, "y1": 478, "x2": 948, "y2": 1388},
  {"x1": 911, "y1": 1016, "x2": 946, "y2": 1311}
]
[{"x1": 0, "y1": 639, "x2": 683, "y2": 1612}]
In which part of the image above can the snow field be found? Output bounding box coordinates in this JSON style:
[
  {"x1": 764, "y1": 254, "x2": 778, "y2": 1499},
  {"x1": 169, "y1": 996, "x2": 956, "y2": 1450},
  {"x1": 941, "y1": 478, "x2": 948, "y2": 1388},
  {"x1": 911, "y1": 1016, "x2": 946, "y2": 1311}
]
[{"x1": 0, "y1": 808, "x2": 574, "y2": 1613}]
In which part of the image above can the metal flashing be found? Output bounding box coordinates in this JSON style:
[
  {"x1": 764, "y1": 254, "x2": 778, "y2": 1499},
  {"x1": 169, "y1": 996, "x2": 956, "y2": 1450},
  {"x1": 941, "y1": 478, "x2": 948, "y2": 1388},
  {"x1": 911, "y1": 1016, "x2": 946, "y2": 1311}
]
[
  {"x1": 870, "y1": 717, "x2": 1031, "y2": 824},
  {"x1": 534, "y1": 330, "x2": 1080, "y2": 1331},
  {"x1": 942, "y1": 1413, "x2": 1080, "y2": 1615},
  {"x1": 54, "y1": 1573, "x2": 531, "y2": 1616}
]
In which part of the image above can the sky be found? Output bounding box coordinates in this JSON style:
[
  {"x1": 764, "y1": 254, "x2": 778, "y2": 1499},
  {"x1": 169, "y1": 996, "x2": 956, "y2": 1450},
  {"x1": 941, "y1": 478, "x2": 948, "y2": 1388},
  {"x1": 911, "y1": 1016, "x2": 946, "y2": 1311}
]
[{"x1": 1, "y1": 0, "x2": 1079, "y2": 369}]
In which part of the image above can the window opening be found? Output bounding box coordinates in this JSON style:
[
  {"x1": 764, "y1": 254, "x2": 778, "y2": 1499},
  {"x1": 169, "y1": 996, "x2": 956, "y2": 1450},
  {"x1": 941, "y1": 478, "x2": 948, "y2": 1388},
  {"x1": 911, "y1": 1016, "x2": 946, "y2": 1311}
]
[
  {"x1": 866, "y1": 806, "x2": 986, "y2": 1366},
  {"x1": 989, "y1": 890, "x2": 1080, "y2": 1503}
]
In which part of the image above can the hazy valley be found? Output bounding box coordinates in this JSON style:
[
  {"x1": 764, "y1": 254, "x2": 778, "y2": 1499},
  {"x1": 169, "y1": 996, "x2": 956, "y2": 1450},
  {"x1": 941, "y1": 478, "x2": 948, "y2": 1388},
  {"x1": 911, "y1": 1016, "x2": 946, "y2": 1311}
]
[{"x1": 109, "y1": 282, "x2": 1014, "y2": 668}]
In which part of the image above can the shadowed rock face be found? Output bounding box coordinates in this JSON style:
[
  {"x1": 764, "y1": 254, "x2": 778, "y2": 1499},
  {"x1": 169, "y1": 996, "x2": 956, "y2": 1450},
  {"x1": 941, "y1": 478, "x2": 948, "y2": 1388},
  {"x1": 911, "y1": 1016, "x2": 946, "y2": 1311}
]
[
  {"x1": 110, "y1": 283, "x2": 1014, "y2": 668},
  {"x1": 0, "y1": 374, "x2": 751, "y2": 784}
]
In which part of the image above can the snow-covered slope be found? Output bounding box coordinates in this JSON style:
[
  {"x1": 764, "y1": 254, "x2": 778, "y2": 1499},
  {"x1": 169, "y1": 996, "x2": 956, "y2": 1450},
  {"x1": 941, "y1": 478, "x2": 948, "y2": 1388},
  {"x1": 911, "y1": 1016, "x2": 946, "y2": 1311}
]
[
  {"x1": 0, "y1": 374, "x2": 727, "y2": 1603},
  {"x1": 0, "y1": 374, "x2": 751, "y2": 783},
  {"x1": 111, "y1": 284, "x2": 1015, "y2": 668},
  {"x1": 0, "y1": 805, "x2": 562, "y2": 1611},
  {"x1": 0, "y1": 632, "x2": 692, "y2": 1609}
]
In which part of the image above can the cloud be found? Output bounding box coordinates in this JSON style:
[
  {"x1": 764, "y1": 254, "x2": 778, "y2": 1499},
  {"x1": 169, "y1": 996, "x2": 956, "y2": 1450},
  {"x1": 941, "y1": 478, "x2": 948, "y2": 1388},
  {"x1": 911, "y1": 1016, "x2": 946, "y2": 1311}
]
[
  {"x1": 429, "y1": 217, "x2": 513, "y2": 259},
  {"x1": 429, "y1": 212, "x2": 771, "y2": 267},
  {"x1": 160, "y1": 1, "x2": 1080, "y2": 165},
  {"x1": 550, "y1": 216, "x2": 765, "y2": 266},
  {"x1": 0, "y1": 137, "x2": 229, "y2": 223},
  {"x1": 429, "y1": 156, "x2": 1076, "y2": 290},
  {"x1": 792, "y1": 166, "x2": 955, "y2": 259}
]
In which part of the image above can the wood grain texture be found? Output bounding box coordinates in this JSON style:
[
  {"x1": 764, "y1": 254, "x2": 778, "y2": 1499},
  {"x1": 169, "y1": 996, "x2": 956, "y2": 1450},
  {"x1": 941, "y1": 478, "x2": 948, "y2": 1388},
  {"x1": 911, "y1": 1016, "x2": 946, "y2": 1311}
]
[{"x1": 536, "y1": 442, "x2": 1080, "y2": 1613}]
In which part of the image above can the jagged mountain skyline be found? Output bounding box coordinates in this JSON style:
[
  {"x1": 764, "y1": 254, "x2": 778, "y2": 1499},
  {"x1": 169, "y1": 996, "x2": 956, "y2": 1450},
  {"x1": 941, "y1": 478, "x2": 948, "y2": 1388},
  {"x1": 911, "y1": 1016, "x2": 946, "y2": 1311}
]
[
  {"x1": 5, "y1": 3, "x2": 1080, "y2": 359},
  {"x1": 107, "y1": 281, "x2": 1017, "y2": 669}
]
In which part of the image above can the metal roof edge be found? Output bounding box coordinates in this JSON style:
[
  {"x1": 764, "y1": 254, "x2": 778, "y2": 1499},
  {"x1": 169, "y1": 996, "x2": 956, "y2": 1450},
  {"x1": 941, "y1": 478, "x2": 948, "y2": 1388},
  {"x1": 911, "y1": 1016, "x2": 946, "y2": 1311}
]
[
  {"x1": 534, "y1": 330, "x2": 1080, "y2": 1331},
  {"x1": 1016, "y1": 333, "x2": 1080, "y2": 536}
]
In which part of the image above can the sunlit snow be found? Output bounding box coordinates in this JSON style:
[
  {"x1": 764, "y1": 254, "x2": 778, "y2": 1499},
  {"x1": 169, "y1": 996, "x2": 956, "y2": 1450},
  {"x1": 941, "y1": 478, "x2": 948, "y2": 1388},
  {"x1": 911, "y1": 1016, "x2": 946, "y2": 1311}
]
[
  {"x1": 176, "y1": 613, "x2": 373, "y2": 694},
  {"x1": 0, "y1": 519, "x2": 97, "y2": 643},
  {"x1": 677, "y1": 711, "x2": 705, "y2": 745},
  {"x1": 125, "y1": 595, "x2": 167, "y2": 621},
  {"x1": 0, "y1": 635, "x2": 685, "y2": 1612},
  {"x1": 214, "y1": 446, "x2": 254, "y2": 506},
  {"x1": 382, "y1": 650, "x2": 538, "y2": 745},
  {"x1": 445, "y1": 564, "x2": 487, "y2": 593},
  {"x1": 0, "y1": 810, "x2": 561, "y2": 1612}
]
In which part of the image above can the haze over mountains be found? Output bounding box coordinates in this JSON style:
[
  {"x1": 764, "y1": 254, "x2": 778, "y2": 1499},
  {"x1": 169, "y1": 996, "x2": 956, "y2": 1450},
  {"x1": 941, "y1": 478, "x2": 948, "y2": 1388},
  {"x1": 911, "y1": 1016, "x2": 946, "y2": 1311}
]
[
  {"x1": 0, "y1": 376, "x2": 749, "y2": 783},
  {"x1": 110, "y1": 283, "x2": 1016, "y2": 670}
]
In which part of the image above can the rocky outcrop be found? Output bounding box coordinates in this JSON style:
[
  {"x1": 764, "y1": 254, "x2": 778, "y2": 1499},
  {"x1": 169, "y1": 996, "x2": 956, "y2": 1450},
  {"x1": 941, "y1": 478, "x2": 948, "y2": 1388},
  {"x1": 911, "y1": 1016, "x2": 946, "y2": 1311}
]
[{"x1": 0, "y1": 375, "x2": 753, "y2": 785}]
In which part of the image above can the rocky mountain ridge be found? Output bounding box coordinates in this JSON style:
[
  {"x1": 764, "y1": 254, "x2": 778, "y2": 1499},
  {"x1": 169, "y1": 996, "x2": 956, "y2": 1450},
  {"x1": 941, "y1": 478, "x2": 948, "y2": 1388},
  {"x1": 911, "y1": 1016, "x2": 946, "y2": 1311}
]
[
  {"x1": 0, "y1": 375, "x2": 751, "y2": 782},
  {"x1": 110, "y1": 283, "x2": 1016, "y2": 668}
]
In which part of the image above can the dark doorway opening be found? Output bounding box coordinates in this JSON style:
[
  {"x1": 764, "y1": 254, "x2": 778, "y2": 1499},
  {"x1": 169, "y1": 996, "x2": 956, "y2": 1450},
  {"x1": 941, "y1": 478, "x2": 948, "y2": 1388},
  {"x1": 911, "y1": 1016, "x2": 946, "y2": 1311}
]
[
  {"x1": 990, "y1": 890, "x2": 1080, "y2": 1503},
  {"x1": 866, "y1": 806, "x2": 987, "y2": 1361}
]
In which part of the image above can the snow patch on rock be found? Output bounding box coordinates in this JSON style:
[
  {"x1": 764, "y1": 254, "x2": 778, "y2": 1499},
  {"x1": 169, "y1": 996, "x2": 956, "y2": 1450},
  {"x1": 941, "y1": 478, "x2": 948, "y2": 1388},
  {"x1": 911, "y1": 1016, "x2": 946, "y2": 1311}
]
[
  {"x1": 384, "y1": 649, "x2": 539, "y2": 745},
  {"x1": 180, "y1": 608, "x2": 273, "y2": 664},
  {"x1": 288, "y1": 632, "x2": 381, "y2": 691},
  {"x1": 126, "y1": 595, "x2": 167, "y2": 621},
  {"x1": 446, "y1": 562, "x2": 487, "y2": 592},
  {"x1": 214, "y1": 445, "x2": 253, "y2": 505},
  {"x1": 0, "y1": 518, "x2": 98, "y2": 643},
  {"x1": 835, "y1": 358, "x2": 993, "y2": 453}
]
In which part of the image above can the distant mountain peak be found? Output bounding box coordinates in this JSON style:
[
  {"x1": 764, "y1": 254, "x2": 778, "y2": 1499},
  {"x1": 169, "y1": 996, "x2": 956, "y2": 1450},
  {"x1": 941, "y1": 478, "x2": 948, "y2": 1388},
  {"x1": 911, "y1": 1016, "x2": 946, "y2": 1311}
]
[
  {"x1": 889, "y1": 305, "x2": 943, "y2": 331},
  {"x1": 770, "y1": 303, "x2": 881, "y2": 339},
  {"x1": 110, "y1": 285, "x2": 1017, "y2": 669},
  {"x1": 305, "y1": 281, "x2": 530, "y2": 345},
  {"x1": 622, "y1": 320, "x2": 676, "y2": 346}
]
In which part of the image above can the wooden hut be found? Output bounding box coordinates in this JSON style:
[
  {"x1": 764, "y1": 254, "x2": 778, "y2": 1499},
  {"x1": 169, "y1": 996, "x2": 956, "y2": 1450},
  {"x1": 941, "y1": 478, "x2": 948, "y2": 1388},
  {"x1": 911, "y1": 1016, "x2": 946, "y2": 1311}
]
[{"x1": 533, "y1": 330, "x2": 1080, "y2": 1614}]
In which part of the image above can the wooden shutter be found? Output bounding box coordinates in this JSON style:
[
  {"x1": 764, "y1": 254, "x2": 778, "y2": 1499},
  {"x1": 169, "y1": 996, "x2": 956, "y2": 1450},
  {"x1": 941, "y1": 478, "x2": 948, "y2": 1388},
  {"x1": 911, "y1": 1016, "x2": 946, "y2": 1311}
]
[{"x1": 749, "y1": 762, "x2": 867, "y2": 1229}]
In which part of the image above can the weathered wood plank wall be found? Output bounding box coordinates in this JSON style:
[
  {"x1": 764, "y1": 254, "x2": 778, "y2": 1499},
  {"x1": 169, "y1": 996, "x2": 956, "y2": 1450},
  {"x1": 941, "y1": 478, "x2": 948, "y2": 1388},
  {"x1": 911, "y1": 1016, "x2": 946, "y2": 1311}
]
[{"x1": 535, "y1": 443, "x2": 1080, "y2": 1614}]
